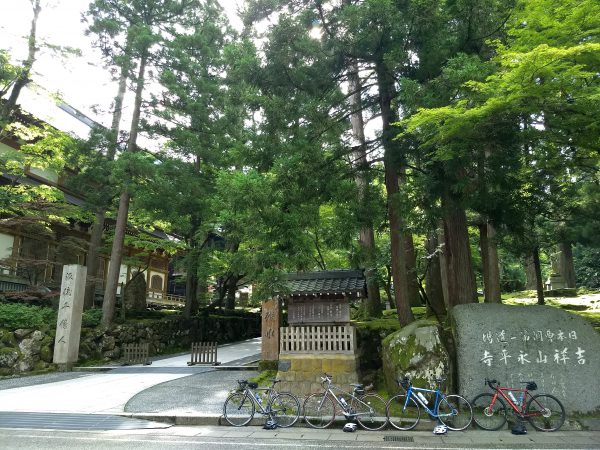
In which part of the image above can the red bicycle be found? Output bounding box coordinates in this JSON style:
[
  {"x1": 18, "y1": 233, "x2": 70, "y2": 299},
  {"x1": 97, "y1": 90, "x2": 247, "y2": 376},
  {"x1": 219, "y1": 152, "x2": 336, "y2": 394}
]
[{"x1": 471, "y1": 378, "x2": 565, "y2": 431}]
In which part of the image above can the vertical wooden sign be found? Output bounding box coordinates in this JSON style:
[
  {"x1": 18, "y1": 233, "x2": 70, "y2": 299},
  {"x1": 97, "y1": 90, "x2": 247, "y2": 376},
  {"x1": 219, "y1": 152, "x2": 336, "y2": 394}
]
[
  {"x1": 53, "y1": 264, "x2": 87, "y2": 367},
  {"x1": 261, "y1": 298, "x2": 280, "y2": 361}
]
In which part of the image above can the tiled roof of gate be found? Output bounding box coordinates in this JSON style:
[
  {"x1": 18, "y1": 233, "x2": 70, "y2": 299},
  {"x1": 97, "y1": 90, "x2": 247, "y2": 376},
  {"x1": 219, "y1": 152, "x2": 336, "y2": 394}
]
[{"x1": 285, "y1": 270, "x2": 366, "y2": 297}]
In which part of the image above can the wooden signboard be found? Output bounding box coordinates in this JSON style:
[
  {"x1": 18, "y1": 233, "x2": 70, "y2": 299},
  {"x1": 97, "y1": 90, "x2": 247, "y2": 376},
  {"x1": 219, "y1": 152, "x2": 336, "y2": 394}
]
[
  {"x1": 261, "y1": 298, "x2": 280, "y2": 361},
  {"x1": 288, "y1": 299, "x2": 350, "y2": 325}
]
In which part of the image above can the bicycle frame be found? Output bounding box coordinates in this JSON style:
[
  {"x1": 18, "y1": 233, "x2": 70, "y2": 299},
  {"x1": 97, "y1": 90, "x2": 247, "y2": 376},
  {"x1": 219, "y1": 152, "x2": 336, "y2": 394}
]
[
  {"x1": 487, "y1": 384, "x2": 533, "y2": 417},
  {"x1": 233, "y1": 382, "x2": 278, "y2": 418},
  {"x1": 318, "y1": 377, "x2": 373, "y2": 418},
  {"x1": 403, "y1": 385, "x2": 448, "y2": 418}
]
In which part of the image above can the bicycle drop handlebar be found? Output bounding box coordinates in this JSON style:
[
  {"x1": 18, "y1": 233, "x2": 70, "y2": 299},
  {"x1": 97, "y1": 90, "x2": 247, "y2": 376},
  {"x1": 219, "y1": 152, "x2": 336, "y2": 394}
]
[{"x1": 484, "y1": 378, "x2": 498, "y2": 388}]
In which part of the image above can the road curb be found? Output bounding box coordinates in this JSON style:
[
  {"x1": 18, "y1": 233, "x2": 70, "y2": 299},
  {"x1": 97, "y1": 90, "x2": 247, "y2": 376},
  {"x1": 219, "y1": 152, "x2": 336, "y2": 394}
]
[{"x1": 127, "y1": 413, "x2": 600, "y2": 431}]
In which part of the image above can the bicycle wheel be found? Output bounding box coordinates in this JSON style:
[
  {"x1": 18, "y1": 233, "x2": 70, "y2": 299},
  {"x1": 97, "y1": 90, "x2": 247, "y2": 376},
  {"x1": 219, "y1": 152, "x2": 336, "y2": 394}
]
[
  {"x1": 355, "y1": 393, "x2": 388, "y2": 431},
  {"x1": 269, "y1": 392, "x2": 300, "y2": 428},
  {"x1": 223, "y1": 392, "x2": 255, "y2": 426},
  {"x1": 471, "y1": 393, "x2": 507, "y2": 431},
  {"x1": 303, "y1": 393, "x2": 335, "y2": 429},
  {"x1": 526, "y1": 394, "x2": 565, "y2": 431},
  {"x1": 437, "y1": 394, "x2": 473, "y2": 431},
  {"x1": 386, "y1": 394, "x2": 420, "y2": 431}
]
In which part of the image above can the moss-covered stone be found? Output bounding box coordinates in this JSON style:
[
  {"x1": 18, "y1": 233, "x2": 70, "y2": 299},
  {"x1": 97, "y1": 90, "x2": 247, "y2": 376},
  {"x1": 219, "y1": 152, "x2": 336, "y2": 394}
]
[
  {"x1": 39, "y1": 335, "x2": 54, "y2": 362},
  {"x1": 381, "y1": 318, "x2": 451, "y2": 395},
  {"x1": 0, "y1": 346, "x2": 19, "y2": 368},
  {"x1": 0, "y1": 328, "x2": 16, "y2": 346}
]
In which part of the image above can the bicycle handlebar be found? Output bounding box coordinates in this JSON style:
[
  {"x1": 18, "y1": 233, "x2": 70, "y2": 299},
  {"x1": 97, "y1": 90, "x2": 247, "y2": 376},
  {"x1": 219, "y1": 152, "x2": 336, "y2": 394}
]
[
  {"x1": 484, "y1": 378, "x2": 498, "y2": 388},
  {"x1": 320, "y1": 373, "x2": 332, "y2": 383}
]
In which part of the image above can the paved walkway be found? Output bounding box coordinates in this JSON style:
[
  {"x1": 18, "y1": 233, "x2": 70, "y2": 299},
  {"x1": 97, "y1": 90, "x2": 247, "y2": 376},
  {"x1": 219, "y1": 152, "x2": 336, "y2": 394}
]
[{"x1": 0, "y1": 337, "x2": 261, "y2": 414}]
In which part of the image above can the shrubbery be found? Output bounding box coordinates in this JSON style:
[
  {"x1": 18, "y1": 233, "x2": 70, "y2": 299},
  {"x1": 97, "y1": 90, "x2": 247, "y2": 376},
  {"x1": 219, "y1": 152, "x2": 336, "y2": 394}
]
[
  {"x1": 82, "y1": 308, "x2": 103, "y2": 327},
  {"x1": 0, "y1": 302, "x2": 56, "y2": 329},
  {"x1": 574, "y1": 245, "x2": 600, "y2": 289}
]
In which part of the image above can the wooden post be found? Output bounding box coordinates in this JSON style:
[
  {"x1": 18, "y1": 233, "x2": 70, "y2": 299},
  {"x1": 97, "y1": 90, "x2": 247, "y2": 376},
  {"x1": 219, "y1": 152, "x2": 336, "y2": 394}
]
[{"x1": 261, "y1": 298, "x2": 280, "y2": 361}]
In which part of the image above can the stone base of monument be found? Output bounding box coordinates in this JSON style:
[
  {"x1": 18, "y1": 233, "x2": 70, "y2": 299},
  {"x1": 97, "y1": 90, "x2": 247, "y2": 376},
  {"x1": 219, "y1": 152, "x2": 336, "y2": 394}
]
[{"x1": 276, "y1": 353, "x2": 359, "y2": 396}]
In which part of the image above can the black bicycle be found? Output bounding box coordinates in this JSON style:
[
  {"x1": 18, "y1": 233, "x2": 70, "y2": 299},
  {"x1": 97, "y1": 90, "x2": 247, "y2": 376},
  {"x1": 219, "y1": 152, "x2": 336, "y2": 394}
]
[{"x1": 223, "y1": 379, "x2": 300, "y2": 427}]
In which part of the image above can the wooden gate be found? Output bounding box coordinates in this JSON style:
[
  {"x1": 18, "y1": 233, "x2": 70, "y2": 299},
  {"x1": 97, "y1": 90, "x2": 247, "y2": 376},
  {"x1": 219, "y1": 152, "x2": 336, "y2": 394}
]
[
  {"x1": 122, "y1": 343, "x2": 151, "y2": 365},
  {"x1": 188, "y1": 341, "x2": 221, "y2": 366}
]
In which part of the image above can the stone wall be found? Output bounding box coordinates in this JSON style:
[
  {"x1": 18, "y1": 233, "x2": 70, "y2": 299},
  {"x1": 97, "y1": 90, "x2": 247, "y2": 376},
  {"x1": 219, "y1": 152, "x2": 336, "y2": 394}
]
[
  {"x1": 0, "y1": 328, "x2": 54, "y2": 375},
  {"x1": 0, "y1": 313, "x2": 260, "y2": 376},
  {"x1": 276, "y1": 353, "x2": 359, "y2": 396}
]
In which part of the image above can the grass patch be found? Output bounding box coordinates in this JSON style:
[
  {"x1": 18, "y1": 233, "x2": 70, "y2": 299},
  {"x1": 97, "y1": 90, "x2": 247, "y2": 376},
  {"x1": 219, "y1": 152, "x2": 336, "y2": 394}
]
[
  {"x1": 573, "y1": 310, "x2": 600, "y2": 332},
  {"x1": 249, "y1": 369, "x2": 278, "y2": 387},
  {"x1": 354, "y1": 315, "x2": 401, "y2": 332},
  {"x1": 502, "y1": 290, "x2": 537, "y2": 301},
  {"x1": 499, "y1": 290, "x2": 600, "y2": 332}
]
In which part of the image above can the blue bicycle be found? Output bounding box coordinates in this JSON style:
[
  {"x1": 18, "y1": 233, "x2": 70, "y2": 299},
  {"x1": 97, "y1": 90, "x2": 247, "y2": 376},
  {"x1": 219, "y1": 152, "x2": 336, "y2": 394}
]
[{"x1": 386, "y1": 376, "x2": 473, "y2": 431}]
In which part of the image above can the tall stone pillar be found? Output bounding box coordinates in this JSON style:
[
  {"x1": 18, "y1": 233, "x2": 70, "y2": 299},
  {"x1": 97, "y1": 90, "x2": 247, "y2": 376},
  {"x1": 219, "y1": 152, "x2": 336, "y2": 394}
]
[{"x1": 53, "y1": 264, "x2": 87, "y2": 369}]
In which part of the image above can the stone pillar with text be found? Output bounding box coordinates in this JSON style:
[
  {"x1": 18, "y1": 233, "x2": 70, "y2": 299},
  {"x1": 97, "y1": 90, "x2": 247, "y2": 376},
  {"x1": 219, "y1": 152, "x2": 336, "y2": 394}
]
[{"x1": 53, "y1": 264, "x2": 87, "y2": 369}]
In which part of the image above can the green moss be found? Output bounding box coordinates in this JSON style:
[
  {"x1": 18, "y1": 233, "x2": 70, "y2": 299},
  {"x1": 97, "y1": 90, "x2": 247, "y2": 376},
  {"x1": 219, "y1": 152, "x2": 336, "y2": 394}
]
[
  {"x1": 0, "y1": 346, "x2": 18, "y2": 355},
  {"x1": 249, "y1": 369, "x2": 277, "y2": 387},
  {"x1": 0, "y1": 329, "x2": 16, "y2": 346},
  {"x1": 354, "y1": 316, "x2": 401, "y2": 333},
  {"x1": 411, "y1": 307, "x2": 428, "y2": 320},
  {"x1": 502, "y1": 290, "x2": 538, "y2": 300},
  {"x1": 259, "y1": 360, "x2": 278, "y2": 372},
  {"x1": 574, "y1": 310, "x2": 600, "y2": 332}
]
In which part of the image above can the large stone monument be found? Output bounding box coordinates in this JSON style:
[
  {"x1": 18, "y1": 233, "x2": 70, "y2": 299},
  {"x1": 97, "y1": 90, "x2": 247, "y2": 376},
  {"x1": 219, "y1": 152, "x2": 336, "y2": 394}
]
[
  {"x1": 53, "y1": 264, "x2": 86, "y2": 368},
  {"x1": 452, "y1": 303, "x2": 600, "y2": 413}
]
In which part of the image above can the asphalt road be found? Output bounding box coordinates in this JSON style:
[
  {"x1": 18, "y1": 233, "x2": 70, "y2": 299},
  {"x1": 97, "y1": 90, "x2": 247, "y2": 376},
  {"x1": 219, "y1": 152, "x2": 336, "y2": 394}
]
[{"x1": 2, "y1": 428, "x2": 599, "y2": 450}]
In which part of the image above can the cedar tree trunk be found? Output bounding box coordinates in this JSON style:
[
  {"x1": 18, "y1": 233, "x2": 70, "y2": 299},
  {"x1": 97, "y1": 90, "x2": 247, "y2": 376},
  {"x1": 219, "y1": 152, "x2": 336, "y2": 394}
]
[
  {"x1": 347, "y1": 58, "x2": 381, "y2": 316},
  {"x1": 559, "y1": 241, "x2": 576, "y2": 288},
  {"x1": 102, "y1": 51, "x2": 148, "y2": 325},
  {"x1": 425, "y1": 233, "x2": 447, "y2": 319},
  {"x1": 375, "y1": 58, "x2": 414, "y2": 326},
  {"x1": 442, "y1": 189, "x2": 478, "y2": 306}
]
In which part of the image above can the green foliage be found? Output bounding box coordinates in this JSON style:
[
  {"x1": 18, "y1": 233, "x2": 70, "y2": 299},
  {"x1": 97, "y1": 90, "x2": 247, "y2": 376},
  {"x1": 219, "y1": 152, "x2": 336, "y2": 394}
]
[
  {"x1": 499, "y1": 250, "x2": 527, "y2": 292},
  {"x1": 573, "y1": 245, "x2": 600, "y2": 289},
  {"x1": 82, "y1": 308, "x2": 103, "y2": 328},
  {"x1": 0, "y1": 303, "x2": 56, "y2": 329}
]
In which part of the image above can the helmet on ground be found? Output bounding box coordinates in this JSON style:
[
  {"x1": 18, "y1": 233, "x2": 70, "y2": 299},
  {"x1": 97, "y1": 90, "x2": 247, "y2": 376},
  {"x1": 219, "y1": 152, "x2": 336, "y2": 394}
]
[
  {"x1": 343, "y1": 423, "x2": 358, "y2": 432},
  {"x1": 511, "y1": 422, "x2": 527, "y2": 435},
  {"x1": 263, "y1": 420, "x2": 278, "y2": 430},
  {"x1": 433, "y1": 424, "x2": 448, "y2": 435}
]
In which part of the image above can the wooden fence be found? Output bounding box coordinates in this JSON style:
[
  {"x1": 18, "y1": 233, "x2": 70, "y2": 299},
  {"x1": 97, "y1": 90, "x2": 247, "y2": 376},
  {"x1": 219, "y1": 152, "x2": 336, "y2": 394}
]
[
  {"x1": 280, "y1": 325, "x2": 356, "y2": 354},
  {"x1": 122, "y1": 343, "x2": 151, "y2": 365},
  {"x1": 188, "y1": 341, "x2": 220, "y2": 366}
]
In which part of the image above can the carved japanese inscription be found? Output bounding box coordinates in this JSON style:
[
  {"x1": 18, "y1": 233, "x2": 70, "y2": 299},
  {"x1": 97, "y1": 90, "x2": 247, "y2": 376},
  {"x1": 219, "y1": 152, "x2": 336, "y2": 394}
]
[
  {"x1": 261, "y1": 298, "x2": 280, "y2": 361},
  {"x1": 53, "y1": 264, "x2": 86, "y2": 365},
  {"x1": 288, "y1": 299, "x2": 350, "y2": 324}
]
